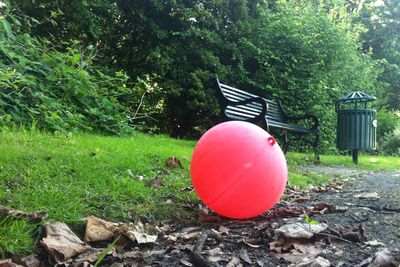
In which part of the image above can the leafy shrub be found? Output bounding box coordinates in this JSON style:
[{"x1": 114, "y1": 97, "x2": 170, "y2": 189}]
[
  {"x1": 0, "y1": 16, "x2": 134, "y2": 134},
  {"x1": 377, "y1": 109, "x2": 400, "y2": 143},
  {"x1": 380, "y1": 126, "x2": 400, "y2": 155}
]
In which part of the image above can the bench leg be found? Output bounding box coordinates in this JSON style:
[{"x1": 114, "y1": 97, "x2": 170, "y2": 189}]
[
  {"x1": 281, "y1": 131, "x2": 289, "y2": 154},
  {"x1": 313, "y1": 130, "x2": 320, "y2": 163}
]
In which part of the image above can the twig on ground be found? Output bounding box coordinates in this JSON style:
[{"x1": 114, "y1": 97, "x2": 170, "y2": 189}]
[{"x1": 192, "y1": 230, "x2": 223, "y2": 267}]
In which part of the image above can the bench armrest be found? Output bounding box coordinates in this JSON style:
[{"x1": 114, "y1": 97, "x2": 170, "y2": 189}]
[{"x1": 286, "y1": 114, "x2": 319, "y2": 130}]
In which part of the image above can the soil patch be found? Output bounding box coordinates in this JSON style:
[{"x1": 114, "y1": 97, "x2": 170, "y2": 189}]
[
  {"x1": 5, "y1": 166, "x2": 400, "y2": 266},
  {"x1": 103, "y1": 167, "x2": 400, "y2": 266}
]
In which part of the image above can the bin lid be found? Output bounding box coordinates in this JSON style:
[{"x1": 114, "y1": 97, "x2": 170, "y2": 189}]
[{"x1": 337, "y1": 91, "x2": 376, "y2": 104}]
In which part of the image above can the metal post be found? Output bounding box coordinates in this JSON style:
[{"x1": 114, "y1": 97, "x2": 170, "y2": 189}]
[{"x1": 352, "y1": 149, "x2": 358, "y2": 164}]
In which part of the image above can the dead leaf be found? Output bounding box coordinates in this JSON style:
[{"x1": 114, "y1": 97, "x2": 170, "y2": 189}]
[
  {"x1": 293, "y1": 195, "x2": 311, "y2": 202},
  {"x1": 354, "y1": 192, "x2": 380, "y2": 200},
  {"x1": 275, "y1": 223, "x2": 328, "y2": 239},
  {"x1": 148, "y1": 177, "x2": 164, "y2": 187},
  {"x1": 124, "y1": 219, "x2": 159, "y2": 244},
  {"x1": 199, "y1": 214, "x2": 222, "y2": 222},
  {"x1": 158, "y1": 223, "x2": 172, "y2": 234},
  {"x1": 289, "y1": 256, "x2": 330, "y2": 267},
  {"x1": 165, "y1": 157, "x2": 183, "y2": 168},
  {"x1": 173, "y1": 244, "x2": 194, "y2": 252},
  {"x1": 198, "y1": 204, "x2": 210, "y2": 215},
  {"x1": 180, "y1": 259, "x2": 193, "y2": 266},
  {"x1": 239, "y1": 249, "x2": 253, "y2": 265},
  {"x1": 364, "y1": 240, "x2": 385, "y2": 247},
  {"x1": 311, "y1": 203, "x2": 348, "y2": 214},
  {"x1": 0, "y1": 259, "x2": 23, "y2": 267},
  {"x1": 84, "y1": 216, "x2": 118, "y2": 242},
  {"x1": 272, "y1": 239, "x2": 324, "y2": 264},
  {"x1": 0, "y1": 205, "x2": 47, "y2": 221},
  {"x1": 67, "y1": 248, "x2": 107, "y2": 266},
  {"x1": 181, "y1": 226, "x2": 202, "y2": 234},
  {"x1": 11, "y1": 255, "x2": 41, "y2": 267},
  {"x1": 243, "y1": 238, "x2": 262, "y2": 248},
  {"x1": 226, "y1": 257, "x2": 243, "y2": 267},
  {"x1": 218, "y1": 225, "x2": 230, "y2": 235},
  {"x1": 205, "y1": 247, "x2": 223, "y2": 257},
  {"x1": 40, "y1": 222, "x2": 89, "y2": 262},
  {"x1": 342, "y1": 225, "x2": 366, "y2": 243},
  {"x1": 356, "y1": 249, "x2": 399, "y2": 267},
  {"x1": 263, "y1": 206, "x2": 305, "y2": 219}
]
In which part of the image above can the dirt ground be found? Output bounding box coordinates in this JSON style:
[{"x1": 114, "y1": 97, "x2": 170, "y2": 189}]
[
  {"x1": 6, "y1": 166, "x2": 400, "y2": 267},
  {"x1": 122, "y1": 166, "x2": 400, "y2": 267}
]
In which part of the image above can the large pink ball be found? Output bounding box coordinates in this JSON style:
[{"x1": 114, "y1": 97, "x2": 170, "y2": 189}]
[{"x1": 190, "y1": 121, "x2": 287, "y2": 219}]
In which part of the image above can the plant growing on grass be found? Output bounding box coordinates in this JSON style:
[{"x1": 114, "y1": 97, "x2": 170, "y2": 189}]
[
  {"x1": 0, "y1": 13, "x2": 134, "y2": 134},
  {"x1": 94, "y1": 235, "x2": 121, "y2": 267}
]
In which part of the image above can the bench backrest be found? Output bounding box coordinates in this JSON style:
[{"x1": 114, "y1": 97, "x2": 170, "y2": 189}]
[{"x1": 215, "y1": 79, "x2": 286, "y2": 123}]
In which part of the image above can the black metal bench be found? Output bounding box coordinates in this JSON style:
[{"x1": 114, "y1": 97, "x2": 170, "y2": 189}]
[{"x1": 214, "y1": 78, "x2": 320, "y2": 161}]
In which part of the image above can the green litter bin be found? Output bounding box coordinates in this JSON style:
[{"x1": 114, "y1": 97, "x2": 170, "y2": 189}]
[{"x1": 336, "y1": 91, "x2": 377, "y2": 164}]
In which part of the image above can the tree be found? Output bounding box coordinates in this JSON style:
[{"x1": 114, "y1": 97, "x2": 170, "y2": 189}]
[{"x1": 356, "y1": 0, "x2": 400, "y2": 110}]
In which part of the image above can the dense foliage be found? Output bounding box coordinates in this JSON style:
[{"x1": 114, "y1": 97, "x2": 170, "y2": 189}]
[
  {"x1": 0, "y1": 23, "x2": 134, "y2": 133},
  {"x1": 1, "y1": 0, "x2": 399, "y2": 153}
]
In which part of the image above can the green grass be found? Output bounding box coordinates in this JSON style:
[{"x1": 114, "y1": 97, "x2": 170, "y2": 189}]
[
  {"x1": 0, "y1": 129, "x2": 399, "y2": 257},
  {"x1": 288, "y1": 152, "x2": 400, "y2": 171},
  {"x1": 0, "y1": 217, "x2": 38, "y2": 258}
]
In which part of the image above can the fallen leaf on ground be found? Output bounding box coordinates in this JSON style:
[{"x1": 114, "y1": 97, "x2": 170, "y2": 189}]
[
  {"x1": 180, "y1": 259, "x2": 193, "y2": 266},
  {"x1": 364, "y1": 240, "x2": 385, "y2": 247},
  {"x1": 199, "y1": 214, "x2": 222, "y2": 222},
  {"x1": 148, "y1": 177, "x2": 164, "y2": 187},
  {"x1": 289, "y1": 256, "x2": 330, "y2": 267},
  {"x1": 84, "y1": 216, "x2": 118, "y2": 242},
  {"x1": 165, "y1": 157, "x2": 183, "y2": 168},
  {"x1": 342, "y1": 225, "x2": 366, "y2": 243},
  {"x1": 271, "y1": 239, "x2": 324, "y2": 264},
  {"x1": 275, "y1": 223, "x2": 328, "y2": 239},
  {"x1": 356, "y1": 249, "x2": 399, "y2": 267},
  {"x1": 124, "y1": 219, "x2": 159, "y2": 244},
  {"x1": 11, "y1": 255, "x2": 41, "y2": 267},
  {"x1": 239, "y1": 249, "x2": 253, "y2": 265},
  {"x1": 0, "y1": 259, "x2": 23, "y2": 267},
  {"x1": 62, "y1": 248, "x2": 108, "y2": 266},
  {"x1": 310, "y1": 203, "x2": 348, "y2": 214},
  {"x1": 0, "y1": 205, "x2": 47, "y2": 221},
  {"x1": 243, "y1": 238, "x2": 262, "y2": 248},
  {"x1": 41, "y1": 222, "x2": 89, "y2": 262},
  {"x1": 158, "y1": 223, "x2": 172, "y2": 234},
  {"x1": 226, "y1": 257, "x2": 242, "y2": 267},
  {"x1": 354, "y1": 192, "x2": 380, "y2": 200},
  {"x1": 218, "y1": 225, "x2": 230, "y2": 235},
  {"x1": 263, "y1": 206, "x2": 305, "y2": 219},
  {"x1": 198, "y1": 204, "x2": 210, "y2": 215}
]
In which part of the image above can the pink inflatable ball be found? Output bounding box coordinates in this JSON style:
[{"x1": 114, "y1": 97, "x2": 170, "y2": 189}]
[{"x1": 190, "y1": 121, "x2": 287, "y2": 219}]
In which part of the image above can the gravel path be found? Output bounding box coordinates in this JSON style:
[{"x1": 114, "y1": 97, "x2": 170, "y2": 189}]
[{"x1": 98, "y1": 166, "x2": 400, "y2": 266}]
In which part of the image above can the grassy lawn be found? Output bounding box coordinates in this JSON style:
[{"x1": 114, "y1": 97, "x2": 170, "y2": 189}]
[{"x1": 0, "y1": 130, "x2": 399, "y2": 257}]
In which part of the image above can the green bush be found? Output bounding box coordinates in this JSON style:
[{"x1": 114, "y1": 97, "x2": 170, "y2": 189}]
[
  {"x1": 0, "y1": 16, "x2": 134, "y2": 134},
  {"x1": 377, "y1": 109, "x2": 400, "y2": 143},
  {"x1": 380, "y1": 125, "x2": 400, "y2": 155}
]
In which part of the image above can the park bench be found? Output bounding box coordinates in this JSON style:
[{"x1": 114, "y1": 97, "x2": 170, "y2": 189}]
[{"x1": 214, "y1": 78, "x2": 320, "y2": 161}]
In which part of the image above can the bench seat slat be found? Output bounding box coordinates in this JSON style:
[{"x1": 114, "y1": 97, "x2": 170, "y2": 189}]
[
  {"x1": 226, "y1": 106, "x2": 261, "y2": 117},
  {"x1": 268, "y1": 121, "x2": 310, "y2": 133},
  {"x1": 222, "y1": 91, "x2": 284, "y2": 120},
  {"x1": 225, "y1": 109, "x2": 258, "y2": 119}
]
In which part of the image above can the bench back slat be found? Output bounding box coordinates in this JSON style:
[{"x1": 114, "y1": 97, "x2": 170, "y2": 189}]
[{"x1": 217, "y1": 81, "x2": 286, "y2": 123}]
